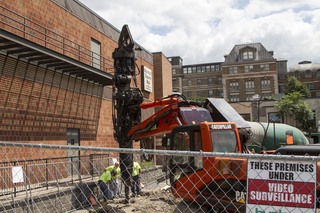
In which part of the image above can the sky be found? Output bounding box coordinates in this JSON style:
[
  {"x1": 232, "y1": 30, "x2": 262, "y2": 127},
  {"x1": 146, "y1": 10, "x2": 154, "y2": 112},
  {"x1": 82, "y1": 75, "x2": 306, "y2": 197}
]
[{"x1": 79, "y1": 0, "x2": 320, "y2": 68}]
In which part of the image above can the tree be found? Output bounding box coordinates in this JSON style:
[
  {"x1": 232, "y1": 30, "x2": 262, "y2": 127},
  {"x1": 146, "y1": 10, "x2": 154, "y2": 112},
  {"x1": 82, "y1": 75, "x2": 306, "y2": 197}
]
[
  {"x1": 275, "y1": 92, "x2": 314, "y2": 132},
  {"x1": 187, "y1": 96, "x2": 207, "y2": 102},
  {"x1": 285, "y1": 76, "x2": 311, "y2": 97}
]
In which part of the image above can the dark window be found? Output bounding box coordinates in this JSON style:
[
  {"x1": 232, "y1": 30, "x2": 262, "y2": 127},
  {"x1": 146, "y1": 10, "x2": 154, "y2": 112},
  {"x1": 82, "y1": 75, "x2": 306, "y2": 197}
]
[{"x1": 240, "y1": 113, "x2": 251, "y2": 121}]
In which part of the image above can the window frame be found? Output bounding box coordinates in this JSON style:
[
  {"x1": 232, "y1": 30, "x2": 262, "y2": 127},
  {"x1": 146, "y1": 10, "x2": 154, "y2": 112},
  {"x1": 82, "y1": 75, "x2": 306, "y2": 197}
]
[{"x1": 245, "y1": 80, "x2": 255, "y2": 90}]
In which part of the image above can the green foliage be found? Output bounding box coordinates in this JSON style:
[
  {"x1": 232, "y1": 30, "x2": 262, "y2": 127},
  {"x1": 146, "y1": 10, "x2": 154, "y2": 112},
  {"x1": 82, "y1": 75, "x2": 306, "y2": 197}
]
[
  {"x1": 268, "y1": 94, "x2": 276, "y2": 100},
  {"x1": 285, "y1": 76, "x2": 311, "y2": 97},
  {"x1": 140, "y1": 160, "x2": 152, "y2": 170},
  {"x1": 187, "y1": 96, "x2": 207, "y2": 102},
  {"x1": 275, "y1": 92, "x2": 314, "y2": 132}
]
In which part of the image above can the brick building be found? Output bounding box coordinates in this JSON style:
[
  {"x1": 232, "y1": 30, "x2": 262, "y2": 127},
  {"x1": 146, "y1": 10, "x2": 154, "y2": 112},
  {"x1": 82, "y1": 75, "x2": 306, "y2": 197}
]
[
  {"x1": 169, "y1": 56, "x2": 223, "y2": 98},
  {"x1": 222, "y1": 43, "x2": 285, "y2": 102},
  {"x1": 284, "y1": 61, "x2": 320, "y2": 97},
  {"x1": 0, "y1": 0, "x2": 170, "y2": 156},
  {"x1": 169, "y1": 43, "x2": 287, "y2": 102}
]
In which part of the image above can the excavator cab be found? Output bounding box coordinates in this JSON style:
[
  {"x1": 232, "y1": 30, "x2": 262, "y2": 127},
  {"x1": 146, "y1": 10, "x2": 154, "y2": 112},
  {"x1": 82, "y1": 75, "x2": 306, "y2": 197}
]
[{"x1": 167, "y1": 122, "x2": 242, "y2": 202}]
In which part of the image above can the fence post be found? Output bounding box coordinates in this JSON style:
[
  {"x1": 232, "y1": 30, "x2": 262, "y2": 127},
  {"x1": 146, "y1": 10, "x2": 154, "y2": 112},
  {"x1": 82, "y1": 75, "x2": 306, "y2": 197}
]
[
  {"x1": 90, "y1": 154, "x2": 93, "y2": 178},
  {"x1": 71, "y1": 157, "x2": 74, "y2": 184},
  {"x1": 46, "y1": 159, "x2": 48, "y2": 190},
  {"x1": 13, "y1": 162, "x2": 16, "y2": 197}
]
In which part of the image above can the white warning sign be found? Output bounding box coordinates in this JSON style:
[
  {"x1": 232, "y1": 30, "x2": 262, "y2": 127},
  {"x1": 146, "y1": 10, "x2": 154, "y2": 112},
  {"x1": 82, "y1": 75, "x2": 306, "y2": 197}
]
[{"x1": 247, "y1": 159, "x2": 316, "y2": 213}]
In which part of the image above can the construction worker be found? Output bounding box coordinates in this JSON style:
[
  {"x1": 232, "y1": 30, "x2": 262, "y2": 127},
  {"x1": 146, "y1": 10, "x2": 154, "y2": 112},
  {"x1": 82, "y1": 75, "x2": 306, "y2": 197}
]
[
  {"x1": 106, "y1": 161, "x2": 121, "y2": 198},
  {"x1": 131, "y1": 157, "x2": 142, "y2": 197},
  {"x1": 98, "y1": 170, "x2": 117, "y2": 202}
]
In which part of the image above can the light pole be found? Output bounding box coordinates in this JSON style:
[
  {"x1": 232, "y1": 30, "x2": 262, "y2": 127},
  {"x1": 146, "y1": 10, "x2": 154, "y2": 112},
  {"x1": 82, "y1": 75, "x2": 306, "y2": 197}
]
[{"x1": 252, "y1": 94, "x2": 261, "y2": 122}]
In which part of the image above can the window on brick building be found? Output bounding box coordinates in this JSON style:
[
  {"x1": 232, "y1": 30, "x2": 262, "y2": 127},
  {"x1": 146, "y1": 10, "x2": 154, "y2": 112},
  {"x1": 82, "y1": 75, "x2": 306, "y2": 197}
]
[
  {"x1": 172, "y1": 79, "x2": 176, "y2": 88},
  {"x1": 202, "y1": 66, "x2": 205, "y2": 73},
  {"x1": 197, "y1": 79, "x2": 201, "y2": 85},
  {"x1": 91, "y1": 38, "x2": 101, "y2": 69},
  {"x1": 245, "y1": 65, "x2": 253, "y2": 73},
  {"x1": 241, "y1": 113, "x2": 251, "y2": 121},
  {"x1": 246, "y1": 94, "x2": 254, "y2": 101},
  {"x1": 245, "y1": 81, "x2": 254, "y2": 90},
  {"x1": 218, "y1": 78, "x2": 222, "y2": 84},
  {"x1": 260, "y1": 64, "x2": 269, "y2": 71},
  {"x1": 279, "y1": 85, "x2": 285, "y2": 93},
  {"x1": 183, "y1": 68, "x2": 187, "y2": 74},
  {"x1": 197, "y1": 66, "x2": 201, "y2": 73},
  {"x1": 261, "y1": 79, "x2": 271, "y2": 89},
  {"x1": 188, "y1": 80, "x2": 192, "y2": 86},
  {"x1": 208, "y1": 90, "x2": 213, "y2": 97},
  {"x1": 188, "y1": 67, "x2": 192, "y2": 74},
  {"x1": 172, "y1": 69, "x2": 176, "y2": 75},
  {"x1": 216, "y1": 65, "x2": 220, "y2": 71},
  {"x1": 230, "y1": 94, "x2": 239, "y2": 102},
  {"x1": 187, "y1": 91, "x2": 192, "y2": 97},
  {"x1": 211, "y1": 65, "x2": 215, "y2": 71},
  {"x1": 197, "y1": 91, "x2": 202, "y2": 97},
  {"x1": 206, "y1": 66, "x2": 210, "y2": 72},
  {"x1": 192, "y1": 67, "x2": 197, "y2": 73},
  {"x1": 230, "y1": 82, "x2": 239, "y2": 91},
  {"x1": 208, "y1": 78, "x2": 213, "y2": 85},
  {"x1": 262, "y1": 92, "x2": 271, "y2": 100},
  {"x1": 295, "y1": 71, "x2": 300, "y2": 78},
  {"x1": 218, "y1": 89, "x2": 223, "y2": 97},
  {"x1": 305, "y1": 70, "x2": 312, "y2": 78},
  {"x1": 307, "y1": 83, "x2": 314, "y2": 90},
  {"x1": 229, "y1": 67, "x2": 238, "y2": 74}
]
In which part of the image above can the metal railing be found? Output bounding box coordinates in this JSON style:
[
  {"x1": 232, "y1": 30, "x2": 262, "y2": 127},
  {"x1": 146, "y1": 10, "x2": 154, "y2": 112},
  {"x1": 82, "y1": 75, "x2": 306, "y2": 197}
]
[
  {"x1": 0, "y1": 153, "x2": 109, "y2": 197},
  {"x1": 0, "y1": 5, "x2": 114, "y2": 74}
]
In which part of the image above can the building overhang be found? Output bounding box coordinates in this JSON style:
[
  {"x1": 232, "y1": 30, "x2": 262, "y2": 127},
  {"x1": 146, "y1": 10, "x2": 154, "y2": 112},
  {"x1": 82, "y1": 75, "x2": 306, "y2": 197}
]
[{"x1": 0, "y1": 29, "x2": 114, "y2": 86}]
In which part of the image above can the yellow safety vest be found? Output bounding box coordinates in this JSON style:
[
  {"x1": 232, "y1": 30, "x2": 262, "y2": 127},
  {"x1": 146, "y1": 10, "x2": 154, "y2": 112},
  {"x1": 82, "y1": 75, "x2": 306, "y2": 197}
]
[
  {"x1": 132, "y1": 162, "x2": 141, "y2": 177},
  {"x1": 106, "y1": 165, "x2": 121, "y2": 179},
  {"x1": 99, "y1": 171, "x2": 111, "y2": 183}
]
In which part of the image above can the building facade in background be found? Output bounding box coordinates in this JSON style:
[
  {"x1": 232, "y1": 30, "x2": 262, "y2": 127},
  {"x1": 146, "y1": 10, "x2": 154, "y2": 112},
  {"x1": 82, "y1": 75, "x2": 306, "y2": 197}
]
[
  {"x1": 222, "y1": 43, "x2": 285, "y2": 102},
  {"x1": 169, "y1": 43, "x2": 320, "y2": 127},
  {"x1": 169, "y1": 43, "x2": 287, "y2": 102},
  {"x1": 284, "y1": 61, "x2": 320, "y2": 97},
  {"x1": 170, "y1": 56, "x2": 223, "y2": 99}
]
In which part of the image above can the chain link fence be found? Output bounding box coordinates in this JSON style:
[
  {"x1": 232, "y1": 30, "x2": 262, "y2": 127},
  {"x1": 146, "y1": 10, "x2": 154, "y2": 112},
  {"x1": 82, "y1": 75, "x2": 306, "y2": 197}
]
[{"x1": 0, "y1": 141, "x2": 319, "y2": 213}]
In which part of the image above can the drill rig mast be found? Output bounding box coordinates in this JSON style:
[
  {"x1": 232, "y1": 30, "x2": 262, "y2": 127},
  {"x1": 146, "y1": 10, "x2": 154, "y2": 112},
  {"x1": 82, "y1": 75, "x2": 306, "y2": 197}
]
[{"x1": 112, "y1": 25, "x2": 143, "y2": 200}]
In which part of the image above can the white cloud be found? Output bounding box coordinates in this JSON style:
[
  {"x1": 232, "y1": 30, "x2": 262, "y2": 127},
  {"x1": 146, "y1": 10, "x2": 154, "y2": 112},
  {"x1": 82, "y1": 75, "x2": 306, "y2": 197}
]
[{"x1": 79, "y1": 0, "x2": 320, "y2": 68}]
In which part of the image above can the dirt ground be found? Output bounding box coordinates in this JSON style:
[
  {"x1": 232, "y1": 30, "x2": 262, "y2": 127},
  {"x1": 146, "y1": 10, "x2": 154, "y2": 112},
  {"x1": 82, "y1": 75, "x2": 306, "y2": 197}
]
[{"x1": 80, "y1": 188, "x2": 209, "y2": 213}]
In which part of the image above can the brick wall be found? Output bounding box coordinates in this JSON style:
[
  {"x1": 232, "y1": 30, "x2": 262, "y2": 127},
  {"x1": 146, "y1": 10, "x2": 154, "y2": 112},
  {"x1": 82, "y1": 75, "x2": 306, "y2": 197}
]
[{"x1": 0, "y1": 0, "x2": 155, "y2": 154}]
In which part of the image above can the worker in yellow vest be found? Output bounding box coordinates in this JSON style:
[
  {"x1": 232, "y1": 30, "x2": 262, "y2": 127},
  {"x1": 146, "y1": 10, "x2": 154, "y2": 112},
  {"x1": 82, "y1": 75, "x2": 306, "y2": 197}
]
[
  {"x1": 106, "y1": 161, "x2": 121, "y2": 198},
  {"x1": 131, "y1": 157, "x2": 141, "y2": 197},
  {"x1": 98, "y1": 170, "x2": 117, "y2": 202}
]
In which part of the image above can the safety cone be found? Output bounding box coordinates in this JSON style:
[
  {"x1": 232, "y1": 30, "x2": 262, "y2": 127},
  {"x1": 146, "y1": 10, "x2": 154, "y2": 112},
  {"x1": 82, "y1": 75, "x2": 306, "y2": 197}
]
[{"x1": 89, "y1": 194, "x2": 98, "y2": 206}]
